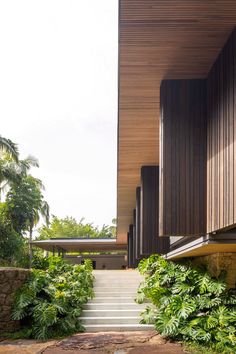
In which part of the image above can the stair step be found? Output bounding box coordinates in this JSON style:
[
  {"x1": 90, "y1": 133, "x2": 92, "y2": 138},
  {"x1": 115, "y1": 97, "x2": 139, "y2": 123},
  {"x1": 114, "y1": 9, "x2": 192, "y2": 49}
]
[
  {"x1": 82, "y1": 309, "x2": 142, "y2": 317},
  {"x1": 94, "y1": 292, "x2": 137, "y2": 297},
  {"x1": 83, "y1": 303, "x2": 146, "y2": 310},
  {"x1": 82, "y1": 270, "x2": 150, "y2": 332},
  {"x1": 81, "y1": 316, "x2": 141, "y2": 325},
  {"x1": 84, "y1": 324, "x2": 154, "y2": 332},
  {"x1": 93, "y1": 286, "x2": 138, "y2": 293},
  {"x1": 89, "y1": 297, "x2": 135, "y2": 303}
]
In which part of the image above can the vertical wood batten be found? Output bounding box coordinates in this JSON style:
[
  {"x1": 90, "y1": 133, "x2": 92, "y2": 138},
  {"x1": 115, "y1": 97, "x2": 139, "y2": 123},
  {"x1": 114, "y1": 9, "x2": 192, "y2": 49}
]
[
  {"x1": 159, "y1": 80, "x2": 207, "y2": 236},
  {"x1": 135, "y1": 187, "x2": 141, "y2": 261},
  {"x1": 141, "y1": 166, "x2": 169, "y2": 254},
  {"x1": 133, "y1": 209, "x2": 137, "y2": 266},
  {"x1": 207, "y1": 29, "x2": 236, "y2": 233},
  {"x1": 129, "y1": 224, "x2": 135, "y2": 268}
]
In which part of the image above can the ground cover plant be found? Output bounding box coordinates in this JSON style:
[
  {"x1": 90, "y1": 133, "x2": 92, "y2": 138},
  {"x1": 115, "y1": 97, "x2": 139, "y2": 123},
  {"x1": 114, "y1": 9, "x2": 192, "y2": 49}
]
[
  {"x1": 137, "y1": 255, "x2": 236, "y2": 354},
  {"x1": 12, "y1": 258, "x2": 94, "y2": 339}
]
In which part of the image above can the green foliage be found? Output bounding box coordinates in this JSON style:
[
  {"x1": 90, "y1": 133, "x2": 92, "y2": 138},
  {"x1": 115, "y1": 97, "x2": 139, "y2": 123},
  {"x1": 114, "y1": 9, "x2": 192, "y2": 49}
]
[
  {"x1": 0, "y1": 203, "x2": 27, "y2": 265},
  {"x1": 0, "y1": 137, "x2": 49, "y2": 266},
  {"x1": 137, "y1": 255, "x2": 236, "y2": 353},
  {"x1": 12, "y1": 258, "x2": 94, "y2": 339},
  {"x1": 0, "y1": 136, "x2": 19, "y2": 162},
  {"x1": 37, "y1": 216, "x2": 116, "y2": 240},
  {"x1": 31, "y1": 254, "x2": 51, "y2": 270},
  {"x1": 6, "y1": 175, "x2": 49, "y2": 234}
]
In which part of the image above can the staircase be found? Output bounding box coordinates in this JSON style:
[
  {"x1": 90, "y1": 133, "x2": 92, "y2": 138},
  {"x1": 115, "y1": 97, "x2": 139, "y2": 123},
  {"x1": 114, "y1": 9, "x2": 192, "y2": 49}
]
[{"x1": 81, "y1": 270, "x2": 153, "y2": 332}]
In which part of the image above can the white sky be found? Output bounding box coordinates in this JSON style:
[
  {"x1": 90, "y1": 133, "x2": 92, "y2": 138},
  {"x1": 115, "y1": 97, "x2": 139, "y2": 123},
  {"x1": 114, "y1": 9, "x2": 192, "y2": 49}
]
[{"x1": 0, "y1": 0, "x2": 118, "y2": 228}]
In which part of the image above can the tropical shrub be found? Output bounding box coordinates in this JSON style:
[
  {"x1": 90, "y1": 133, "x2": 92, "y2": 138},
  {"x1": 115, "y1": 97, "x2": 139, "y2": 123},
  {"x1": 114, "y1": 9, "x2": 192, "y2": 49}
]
[
  {"x1": 137, "y1": 255, "x2": 236, "y2": 353},
  {"x1": 12, "y1": 258, "x2": 94, "y2": 339}
]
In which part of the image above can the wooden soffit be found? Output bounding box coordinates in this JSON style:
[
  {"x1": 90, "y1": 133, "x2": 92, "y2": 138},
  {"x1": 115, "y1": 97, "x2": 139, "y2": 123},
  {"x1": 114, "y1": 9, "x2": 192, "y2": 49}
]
[{"x1": 117, "y1": 0, "x2": 236, "y2": 244}]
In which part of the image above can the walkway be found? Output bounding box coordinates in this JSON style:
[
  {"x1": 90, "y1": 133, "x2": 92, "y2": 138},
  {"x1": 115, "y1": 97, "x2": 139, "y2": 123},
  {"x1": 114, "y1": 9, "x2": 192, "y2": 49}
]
[
  {"x1": 0, "y1": 270, "x2": 186, "y2": 353},
  {"x1": 0, "y1": 332, "x2": 185, "y2": 353}
]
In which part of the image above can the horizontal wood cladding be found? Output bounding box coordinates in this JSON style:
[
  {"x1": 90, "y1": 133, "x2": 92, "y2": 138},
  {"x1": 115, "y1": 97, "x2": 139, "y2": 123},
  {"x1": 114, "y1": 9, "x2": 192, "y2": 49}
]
[
  {"x1": 207, "y1": 29, "x2": 236, "y2": 233},
  {"x1": 160, "y1": 80, "x2": 207, "y2": 236},
  {"x1": 141, "y1": 166, "x2": 170, "y2": 255}
]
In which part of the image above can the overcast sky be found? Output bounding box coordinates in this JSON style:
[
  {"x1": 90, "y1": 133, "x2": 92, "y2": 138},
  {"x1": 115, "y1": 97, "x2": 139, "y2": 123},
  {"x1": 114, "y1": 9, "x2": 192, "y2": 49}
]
[{"x1": 0, "y1": 1, "x2": 118, "y2": 228}]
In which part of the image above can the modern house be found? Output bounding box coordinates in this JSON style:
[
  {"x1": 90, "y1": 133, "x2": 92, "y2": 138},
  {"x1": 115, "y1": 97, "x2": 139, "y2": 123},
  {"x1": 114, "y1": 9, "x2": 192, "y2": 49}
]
[
  {"x1": 117, "y1": 0, "x2": 236, "y2": 285},
  {"x1": 33, "y1": 1, "x2": 236, "y2": 283}
]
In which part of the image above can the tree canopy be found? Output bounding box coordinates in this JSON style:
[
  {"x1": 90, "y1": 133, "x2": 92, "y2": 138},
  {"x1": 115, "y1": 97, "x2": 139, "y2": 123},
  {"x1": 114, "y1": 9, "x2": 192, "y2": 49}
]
[
  {"x1": 0, "y1": 136, "x2": 49, "y2": 266},
  {"x1": 37, "y1": 216, "x2": 116, "y2": 240}
]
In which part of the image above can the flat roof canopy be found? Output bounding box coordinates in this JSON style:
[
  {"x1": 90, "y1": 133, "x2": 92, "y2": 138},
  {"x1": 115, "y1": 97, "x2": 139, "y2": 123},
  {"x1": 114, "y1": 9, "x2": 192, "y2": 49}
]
[
  {"x1": 32, "y1": 238, "x2": 127, "y2": 252},
  {"x1": 117, "y1": 0, "x2": 236, "y2": 244}
]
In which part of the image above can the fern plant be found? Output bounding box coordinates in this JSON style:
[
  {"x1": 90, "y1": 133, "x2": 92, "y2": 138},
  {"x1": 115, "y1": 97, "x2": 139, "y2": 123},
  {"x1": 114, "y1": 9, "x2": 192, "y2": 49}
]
[
  {"x1": 12, "y1": 258, "x2": 94, "y2": 340},
  {"x1": 137, "y1": 255, "x2": 236, "y2": 353}
]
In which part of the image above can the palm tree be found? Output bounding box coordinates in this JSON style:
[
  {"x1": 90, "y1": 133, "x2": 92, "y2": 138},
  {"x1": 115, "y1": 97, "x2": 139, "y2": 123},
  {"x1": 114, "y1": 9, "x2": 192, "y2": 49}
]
[
  {"x1": 28, "y1": 183, "x2": 50, "y2": 267},
  {"x1": 0, "y1": 154, "x2": 39, "y2": 197},
  {"x1": 0, "y1": 136, "x2": 19, "y2": 161},
  {"x1": 5, "y1": 174, "x2": 50, "y2": 267}
]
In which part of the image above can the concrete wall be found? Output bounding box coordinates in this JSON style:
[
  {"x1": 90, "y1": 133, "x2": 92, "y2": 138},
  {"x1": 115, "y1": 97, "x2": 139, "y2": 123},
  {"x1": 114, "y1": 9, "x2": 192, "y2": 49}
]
[
  {"x1": 0, "y1": 268, "x2": 29, "y2": 333},
  {"x1": 192, "y1": 253, "x2": 236, "y2": 289},
  {"x1": 65, "y1": 254, "x2": 127, "y2": 270}
]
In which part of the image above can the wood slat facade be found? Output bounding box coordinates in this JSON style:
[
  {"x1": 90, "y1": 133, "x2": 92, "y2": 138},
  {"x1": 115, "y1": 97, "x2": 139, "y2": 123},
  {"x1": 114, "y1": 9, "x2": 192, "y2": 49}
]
[
  {"x1": 160, "y1": 28, "x2": 236, "y2": 238},
  {"x1": 141, "y1": 166, "x2": 170, "y2": 254},
  {"x1": 207, "y1": 29, "x2": 236, "y2": 233},
  {"x1": 135, "y1": 187, "x2": 141, "y2": 261},
  {"x1": 160, "y1": 80, "x2": 207, "y2": 236},
  {"x1": 118, "y1": 0, "x2": 236, "y2": 243},
  {"x1": 127, "y1": 225, "x2": 134, "y2": 268}
]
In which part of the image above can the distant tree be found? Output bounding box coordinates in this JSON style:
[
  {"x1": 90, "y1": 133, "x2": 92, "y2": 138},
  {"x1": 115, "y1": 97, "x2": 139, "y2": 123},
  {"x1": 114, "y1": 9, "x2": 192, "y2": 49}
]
[
  {"x1": 0, "y1": 136, "x2": 19, "y2": 161},
  {"x1": 6, "y1": 175, "x2": 49, "y2": 266},
  {"x1": 0, "y1": 154, "x2": 39, "y2": 196},
  {"x1": 0, "y1": 203, "x2": 26, "y2": 265},
  {"x1": 37, "y1": 216, "x2": 116, "y2": 240}
]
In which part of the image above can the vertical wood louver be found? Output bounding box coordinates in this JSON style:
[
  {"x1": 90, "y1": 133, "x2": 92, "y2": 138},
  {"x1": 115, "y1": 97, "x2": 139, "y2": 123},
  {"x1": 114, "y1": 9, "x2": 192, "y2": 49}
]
[
  {"x1": 135, "y1": 187, "x2": 141, "y2": 261},
  {"x1": 127, "y1": 224, "x2": 134, "y2": 268},
  {"x1": 141, "y1": 166, "x2": 170, "y2": 254},
  {"x1": 160, "y1": 28, "x2": 236, "y2": 237},
  {"x1": 207, "y1": 29, "x2": 236, "y2": 233},
  {"x1": 159, "y1": 80, "x2": 207, "y2": 236}
]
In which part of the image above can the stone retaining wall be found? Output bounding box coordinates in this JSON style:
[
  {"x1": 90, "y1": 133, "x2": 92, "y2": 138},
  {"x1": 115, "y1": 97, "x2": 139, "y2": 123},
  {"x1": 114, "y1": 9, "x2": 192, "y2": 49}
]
[
  {"x1": 0, "y1": 267, "x2": 30, "y2": 333},
  {"x1": 192, "y1": 253, "x2": 236, "y2": 289}
]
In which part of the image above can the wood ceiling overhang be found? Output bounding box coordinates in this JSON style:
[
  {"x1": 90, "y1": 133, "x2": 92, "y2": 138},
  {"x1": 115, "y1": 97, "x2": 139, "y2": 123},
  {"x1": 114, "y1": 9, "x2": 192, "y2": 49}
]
[{"x1": 117, "y1": 0, "x2": 236, "y2": 244}]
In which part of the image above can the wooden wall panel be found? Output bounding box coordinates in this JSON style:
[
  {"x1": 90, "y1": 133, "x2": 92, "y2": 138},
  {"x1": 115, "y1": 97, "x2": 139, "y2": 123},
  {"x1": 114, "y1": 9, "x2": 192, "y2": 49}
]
[
  {"x1": 127, "y1": 225, "x2": 134, "y2": 268},
  {"x1": 141, "y1": 166, "x2": 170, "y2": 255},
  {"x1": 160, "y1": 80, "x2": 207, "y2": 236},
  {"x1": 135, "y1": 187, "x2": 141, "y2": 261},
  {"x1": 132, "y1": 209, "x2": 137, "y2": 266},
  {"x1": 207, "y1": 29, "x2": 236, "y2": 233},
  {"x1": 118, "y1": 0, "x2": 236, "y2": 244}
]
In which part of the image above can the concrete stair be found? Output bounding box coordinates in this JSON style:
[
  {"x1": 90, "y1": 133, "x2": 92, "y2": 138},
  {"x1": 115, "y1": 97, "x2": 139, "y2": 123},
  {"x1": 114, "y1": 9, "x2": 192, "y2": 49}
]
[{"x1": 82, "y1": 270, "x2": 153, "y2": 332}]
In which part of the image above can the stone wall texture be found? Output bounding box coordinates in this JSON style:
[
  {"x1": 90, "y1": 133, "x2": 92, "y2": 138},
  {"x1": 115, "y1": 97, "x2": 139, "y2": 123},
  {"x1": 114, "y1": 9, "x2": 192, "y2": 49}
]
[
  {"x1": 0, "y1": 267, "x2": 29, "y2": 333},
  {"x1": 192, "y1": 253, "x2": 236, "y2": 289}
]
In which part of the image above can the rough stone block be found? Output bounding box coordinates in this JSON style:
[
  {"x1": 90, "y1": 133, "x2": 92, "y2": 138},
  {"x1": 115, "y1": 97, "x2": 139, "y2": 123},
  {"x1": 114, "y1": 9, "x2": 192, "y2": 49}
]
[
  {"x1": 192, "y1": 253, "x2": 236, "y2": 288},
  {"x1": 0, "y1": 268, "x2": 30, "y2": 333}
]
